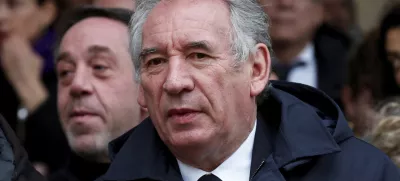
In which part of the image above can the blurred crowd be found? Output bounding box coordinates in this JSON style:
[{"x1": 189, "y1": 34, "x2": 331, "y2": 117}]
[{"x1": 0, "y1": 0, "x2": 400, "y2": 180}]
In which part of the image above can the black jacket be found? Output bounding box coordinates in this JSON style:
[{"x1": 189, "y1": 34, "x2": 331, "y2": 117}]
[
  {"x1": 97, "y1": 81, "x2": 400, "y2": 181},
  {"x1": 49, "y1": 153, "x2": 109, "y2": 181},
  {"x1": 273, "y1": 24, "x2": 351, "y2": 109},
  {"x1": 0, "y1": 114, "x2": 46, "y2": 181},
  {"x1": 313, "y1": 24, "x2": 351, "y2": 109}
]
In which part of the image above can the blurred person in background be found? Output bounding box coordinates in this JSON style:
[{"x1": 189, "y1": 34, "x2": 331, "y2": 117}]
[
  {"x1": 375, "y1": 97, "x2": 400, "y2": 117},
  {"x1": 0, "y1": 0, "x2": 71, "y2": 175},
  {"x1": 342, "y1": 4, "x2": 400, "y2": 138},
  {"x1": 380, "y1": 3, "x2": 400, "y2": 88},
  {"x1": 322, "y1": 0, "x2": 363, "y2": 44},
  {"x1": 370, "y1": 116, "x2": 400, "y2": 167},
  {"x1": 93, "y1": 0, "x2": 135, "y2": 10},
  {"x1": 49, "y1": 7, "x2": 147, "y2": 181},
  {"x1": 342, "y1": 30, "x2": 383, "y2": 137},
  {"x1": 259, "y1": 0, "x2": 352, "y2": 108},
  {"x1": 368, "y1": 98, "x2": 400, "y2": 167}
]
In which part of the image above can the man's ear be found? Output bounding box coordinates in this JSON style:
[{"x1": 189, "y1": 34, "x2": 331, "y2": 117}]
[
  {"x1": 250, "y1": 43, "x2": 271, "y2": 97},
  {"x1": 137, "y1": 85, "x2": 147, "y2": 108}
]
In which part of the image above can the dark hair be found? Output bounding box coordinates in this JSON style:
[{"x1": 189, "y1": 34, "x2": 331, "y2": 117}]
[
  {"x1": 54, "y1": 6, "x2": 133, "y2": 56},
  {"x1": 57, "y1": 6, "x2": 133, "y2": 39},
  {"x1": 378, "y1": 3, "x2": 400, "y2": 97},
  {"x1": 346, "y1": 30, "x2": 382, "y2": 100},
  {"x1": 346, "y1": 4, "x2": 400, "y2": 102},
  {"x1": 36, "y1": 0, "x2": 69, "y2": 8}
]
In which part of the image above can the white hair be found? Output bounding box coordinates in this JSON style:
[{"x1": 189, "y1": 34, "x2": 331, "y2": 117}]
[
  {"x1": 66, "y1": 128, "x2": 112, "y2": 162},
  {"x1": 129, "y1": 0, "x2": 272, "y2": 81}
]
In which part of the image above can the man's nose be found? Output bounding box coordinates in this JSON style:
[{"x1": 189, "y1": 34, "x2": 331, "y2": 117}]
[
  {"x1": 162, "y1": 57, "x2": 194, "y2": 95},
  {"x1": 69, "y1": 68, "x2": 93, "y2": 98}
]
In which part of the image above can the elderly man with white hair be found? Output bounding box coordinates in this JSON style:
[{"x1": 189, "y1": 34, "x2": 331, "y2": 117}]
[{"x1": 98, "y1": 0, "x2": 400, "y2": 181}]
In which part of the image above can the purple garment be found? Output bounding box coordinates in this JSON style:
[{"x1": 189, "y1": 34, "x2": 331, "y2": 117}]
[{"x1": 33, "y1": 27, "x2": 56, "y2": 75}]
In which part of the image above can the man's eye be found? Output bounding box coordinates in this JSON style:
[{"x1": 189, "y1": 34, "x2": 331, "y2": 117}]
[
  {"x1": 56, "y1": 62, "x2": 75, "y2": 79},
  {"x1": 93, "y1": 65, "x2": 108, "y2": 71},
  {"x1": 146, "y1": 58, "x2": 166, "y2": 67},
  {"x1": 58, "y1": 70, "x2": 72, "y2": 78},
  {"x1": 188, "y1": 53, "x2": 209, "y2": 60}
]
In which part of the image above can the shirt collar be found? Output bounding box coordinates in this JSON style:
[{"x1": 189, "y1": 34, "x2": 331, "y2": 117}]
[
  {"x1": 177, "y1": 121, "x2": 257, "y2": 181},
  {"x1": 296, "y1": 42, "x2": 315, "y2": 65}
]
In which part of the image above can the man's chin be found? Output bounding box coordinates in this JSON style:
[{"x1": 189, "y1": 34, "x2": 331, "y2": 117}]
[
  {"x1": 67, "y1": 133, "x2": 110, "y2": 160},
  {"x1": 167, "y1": 130, "x2": 214, "y2": 148}
]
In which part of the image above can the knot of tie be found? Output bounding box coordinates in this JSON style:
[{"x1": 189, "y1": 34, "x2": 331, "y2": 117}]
[{"x1": 197, "y1": 173, "x2": 222, "y2": 181}]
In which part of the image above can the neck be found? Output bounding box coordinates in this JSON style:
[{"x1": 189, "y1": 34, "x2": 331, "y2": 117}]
[
  {"x1": 172, "y1": 115, "x2": 256, "y2": 172},
  {"x1": 273, "y1": 40, "x2": 310, "y2": 65}
]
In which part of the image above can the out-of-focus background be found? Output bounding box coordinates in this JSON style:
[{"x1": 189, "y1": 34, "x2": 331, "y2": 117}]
[{"x1": 356, "y1": 0, "x2": 398, "y2": 33}]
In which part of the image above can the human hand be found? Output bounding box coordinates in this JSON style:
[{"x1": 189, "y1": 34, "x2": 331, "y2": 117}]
[{"x1": 0, "y1": 35, "x2": 48, "y2": 112}]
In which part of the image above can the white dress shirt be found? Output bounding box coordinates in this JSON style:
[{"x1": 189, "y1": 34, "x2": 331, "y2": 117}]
[
  {"x1": 287, "y1": 43, "x2": 318, "y2": 88},
  {"x1": 177, "y1": 121, "x2": 257, "y2": 181}
]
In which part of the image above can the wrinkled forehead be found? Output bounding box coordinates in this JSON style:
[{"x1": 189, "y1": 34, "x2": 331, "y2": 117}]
[{"x1": 143, "y1": 0, "x2": 232, "y2": 36}]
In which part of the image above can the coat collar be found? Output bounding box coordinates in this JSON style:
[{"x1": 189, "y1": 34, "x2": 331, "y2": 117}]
[
  {"x1": 102, "y1": 119, "x2": 182, "y2": 181},
  {"x1": 261, "y1": 81, "x2": 354, "y2": 171},
  {"x1": 102, "y1": 81, "x2": 354, "y2": 181}
]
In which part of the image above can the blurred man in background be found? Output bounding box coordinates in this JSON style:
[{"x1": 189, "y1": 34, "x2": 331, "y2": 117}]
[
  {"x1": 49, "y1": 7, "x2": 146, "y2": 181},
  {"x1": 259, "y1": 0, "x2": 351, "y2": 108},
  {"x1": 342, "y1": 3, "x2": 400, "y2": 137},
  {"x1": 323, "y1": 0, "x2": 363, "y2": 44}
]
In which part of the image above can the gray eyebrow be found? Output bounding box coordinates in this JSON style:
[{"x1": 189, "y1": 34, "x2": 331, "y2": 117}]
[
  {"x1": 139, "y1": 40, "x2": 214, "y2": 61},
  {"x1": 140, "y1": 47, "x2": 158, "y2": 59},
  {"x1": 183, "y1": 41, "x2": 213, "y2": 52}
]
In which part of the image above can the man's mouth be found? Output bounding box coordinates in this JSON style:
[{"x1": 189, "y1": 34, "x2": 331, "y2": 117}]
[
  {"x1": 167, "y1": 108, "x2": 200, "y2": 124},
  {"x1": 70, "y1": 111, "x2": 96, "y2": 117},
  {"x1": 68, "y1": 110, "x2": 98, "y2": 122}
]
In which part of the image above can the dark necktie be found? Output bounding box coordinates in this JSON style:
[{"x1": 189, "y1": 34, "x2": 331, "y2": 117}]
[
  {"x1": 198, "y1": 173, "x2": 222, "y2": 181},
  {"x1": 273, "y1": 61, "x2": 306, "y2": 81}
]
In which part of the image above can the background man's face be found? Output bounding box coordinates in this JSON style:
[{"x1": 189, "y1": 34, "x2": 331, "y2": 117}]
[
  {"x1": 259, "y1": 0, "x2": 324, "y2": 44},
  {"x1": 386, "y1": 27, "x2": 400, "y2": 86},
  {"x1": 138, "y1": 0, "x2": 257, "y2": 153},
  {"x1": 57, "y1": 18, "x2": 142, "y2": 161},
  {"x1": 323, "y1": 0, "x2": 353, "y2": 32}
]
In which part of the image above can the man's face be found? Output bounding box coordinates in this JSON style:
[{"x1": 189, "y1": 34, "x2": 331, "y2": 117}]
[
  {"x1": 386, "y1": 27, "x2": 400, "y2": 86},
  {"x1": 323, "y1": 0, "x2": 353, "y2": 32},
  {"x1": 259, "y1": 0, "x2": 323, "y2": 44},
  {"x1": 57, "y1": 17, "x2": 143, "y2": 161},
  {"x1": 138, "y1": 0, "x2": 267, "y2": 152}
]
